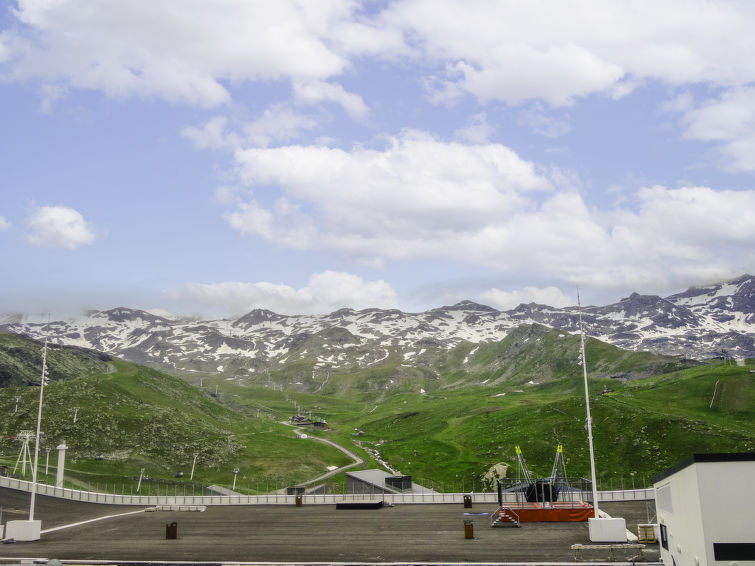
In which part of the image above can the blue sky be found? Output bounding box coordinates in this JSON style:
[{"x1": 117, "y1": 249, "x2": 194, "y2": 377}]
[{"x1": 2, "y1": 0, "x2": 755, "y2": 318}]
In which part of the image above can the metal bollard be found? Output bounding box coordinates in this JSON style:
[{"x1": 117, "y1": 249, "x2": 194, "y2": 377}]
[
  {"x1": 463, "y1": 494, "x2": 472, "y2": 508},
  {"x1": 295, "y1": 495, "x2": 303, "y2": 507},
  {"x1": 166, "y1": 522, "x2": 177, "y2": 539}
]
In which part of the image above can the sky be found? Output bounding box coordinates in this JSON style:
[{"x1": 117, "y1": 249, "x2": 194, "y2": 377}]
[{"x1": 2, "y1": 0, "x2": 755, "y2": 319}]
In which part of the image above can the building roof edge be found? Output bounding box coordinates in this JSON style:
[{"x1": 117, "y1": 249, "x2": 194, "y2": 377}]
[{"x1": 652, "y1": 452, "x2": 755, "y2": 484}]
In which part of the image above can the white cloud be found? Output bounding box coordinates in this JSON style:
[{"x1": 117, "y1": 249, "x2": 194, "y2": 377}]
[
  {"x1": 578, "y1": 185, "x2": 755, "y2": 291},
  {"x1": 181, "y1": 116, "x2": 239, "y2": 150},
  {"x1": 144, "y1": 308, "x2": 177, "y2": 320},
  {"x1": 7, "y1": 1, "x2": 755, "y2": 112},
  {"x1": 227, "y1": 130, "x2": 553, "y2": 259},
  {"x1": 293, "y1": 79, "x2": 369, "y2": 120},
  {"x1": 517, "y1": 104, "x2": 571, "y2": 138},
  {"x1": 677, "y1": 87, "x2": 755, "y2": 172},
  {"x1": 213, "y1": 185, "x2": 249, "y2": 206},
  {"x1": 224, "y1": 197, "x2": 317, "y2": 250},
  {"x1": 454, "y1": 112, "x2": 494, "y2": 144},
  {"x1": 164, "y1": 270, "x2": 399, "y2": 315},
  {"x1": 443, "y1": 44, "x2": 623, "y2": 107},
  {"x1": 610, "y1": 78, "x2": 644, "y2": 100},
  {"x1": 612, "y1": 185, "x2": 755, "y2": 250},
  {"x1": 182, "y1": 107, "x2": 318, "y2": 150},
  {"x1": 0, "y1": 30, "x2": 11, "y2": 63},
  {"x1": 383, "y1": 0, "x2": 755, "y2": 106},
  {"x1": 6, "y1": 0, "x2": 755, "y2": 171},
  {"x1": 662, "y1": 91, "x2": 695, "y2": 114},
  {"x1": 2, "y1": 0, "x2": 389, "y2": 107},
  {"x1": 219, "y1": 130, "x2": 755, "y2": 294},
  {"x1": 481, "y1": 286, "x2": 573, "y2": 310},
  {"x1": 37, "y1": 82, "x2": 68, "y2": 113},
  {"x1": 0, "y1": 216, "x2": 11, "y2": 231},
  {"x1": 242, "y1": 106, "x2": 319, "y2": 147},
  {"x1": 25, "y1": 205, "x2": 96, "y2": 250}
]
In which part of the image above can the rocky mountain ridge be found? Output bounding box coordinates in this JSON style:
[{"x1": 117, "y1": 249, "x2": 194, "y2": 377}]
[{"x1": 2, "y1": 275, "x2": 754, "y2": 379}]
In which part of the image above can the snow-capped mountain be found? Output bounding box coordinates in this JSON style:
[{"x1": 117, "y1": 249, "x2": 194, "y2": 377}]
[
  {"x1": 2, "y1": 275, "x2": 754, "y2": 378},
  {"x1": 515, "y1": 275, "x2": 755, "y2": 358}
]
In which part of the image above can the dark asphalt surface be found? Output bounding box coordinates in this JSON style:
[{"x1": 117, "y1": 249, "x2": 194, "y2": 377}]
[{"x1": 0, "y1": 488, "x2": 659, "y2": 563}]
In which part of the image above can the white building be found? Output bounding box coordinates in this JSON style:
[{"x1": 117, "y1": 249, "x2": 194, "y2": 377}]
[{"x1": 653, "y1": 453, "x2": 755, "y2": 566}]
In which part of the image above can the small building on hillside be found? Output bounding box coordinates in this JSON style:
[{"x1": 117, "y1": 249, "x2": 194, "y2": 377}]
[
  {"x1": 346, "y1": 470, "x2": 436, "y2": 495},
  {"x1": 653, "y1": 453, "x2": 755, "y2": 566}
]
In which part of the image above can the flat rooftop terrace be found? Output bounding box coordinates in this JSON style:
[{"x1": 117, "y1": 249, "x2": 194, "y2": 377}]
[{"x1": 0, "y1": 488, "x2": 658, "y2": 564}]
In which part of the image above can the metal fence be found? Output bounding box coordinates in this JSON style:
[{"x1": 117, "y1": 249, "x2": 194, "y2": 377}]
[{"x1": 0, "y1": 476, "x2": 654, "y2": 506}]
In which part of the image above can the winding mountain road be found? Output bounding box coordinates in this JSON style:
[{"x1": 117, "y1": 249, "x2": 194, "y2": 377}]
[{"x1": 287, "y1": 426, "x2": 365, "y2": 487}]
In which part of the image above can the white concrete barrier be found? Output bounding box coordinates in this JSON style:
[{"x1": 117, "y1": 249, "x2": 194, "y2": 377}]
[
  {"x1": 4, "y1": 519, "x2": 41, "y2": 541},
  {"x1": 589, "y1": 517, "x2": 628, "y2": 542}
]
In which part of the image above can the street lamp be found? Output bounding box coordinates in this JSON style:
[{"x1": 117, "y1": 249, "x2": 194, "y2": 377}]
[
  {"x1": 3, "y1": 337, "x2": 47, "y2": 542},
  {"x1": 232, "y1": 468, "x2": 239, "y2": 491},
  {"x1": 578, "y1": 304, "x2": 599, "y2": 518},
  {"x1": 27, "y1": 334, "x2": 49, "y2": 537}
]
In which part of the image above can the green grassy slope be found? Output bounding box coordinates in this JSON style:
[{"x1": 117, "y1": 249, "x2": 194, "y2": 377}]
[
  {"x1": 2, "y1": 331, "x2": 752, "y2": 494},
  {"x1": 0, "y1": 332, "x2": 111, "y2": 387},
  {"x1": 461, "y1": 324, "x2": 687, "y2": 387},
  {"x1": 0, "y1": 355, "x2": 350, "y2": 492},
  {"x1": 334, "y1": 361, "x2": 754, "y2": 491},
  {"x1": 178, "y1": 329, "x2": 751, "y2": 492}
]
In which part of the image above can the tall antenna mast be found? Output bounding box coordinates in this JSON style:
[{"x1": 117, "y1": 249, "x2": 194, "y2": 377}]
[
  {"x1": 29, "y1": 320, "x2": 50, "y2": 522},
  {"x1": 578, "y1": 292, "x2": 600, "y2": 518}
]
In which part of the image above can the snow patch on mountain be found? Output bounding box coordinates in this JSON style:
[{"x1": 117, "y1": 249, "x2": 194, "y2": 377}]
[{"x1": 2, "y1": 276, "x2": 754, "y2": 376}]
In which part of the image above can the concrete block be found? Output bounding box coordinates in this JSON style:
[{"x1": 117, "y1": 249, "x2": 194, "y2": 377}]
[
  {"x1": 589, "y1": 517, "x2": 627, "y2": 542},
  {"x1": 4, "y1": 519, "x2": 42, "y2": 541}
]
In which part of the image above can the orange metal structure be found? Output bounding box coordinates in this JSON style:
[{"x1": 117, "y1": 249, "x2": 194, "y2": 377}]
[{"x1": 499, "y1": 501, "x2": 594, "y2": 522}]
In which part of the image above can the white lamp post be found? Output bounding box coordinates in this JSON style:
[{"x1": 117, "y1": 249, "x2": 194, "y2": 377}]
[
  {"x1": 190, "y1": 452, "x2": 199, "y2": 480},
  {"x1": 579, "y1": 297, "x2": 627, "y2": 542},
  {"x1": 578, "y1": 305, "x2": 599, "y2": 520},
  {"x1": 6, "y1": 335, "x2": 48, "y2": 542},
  {"x1": 28, "y1": 337, "x2": 48, "y2": 520},
  {"x1": 232, "y1": 468, "x2": 239, "y2": 491}
]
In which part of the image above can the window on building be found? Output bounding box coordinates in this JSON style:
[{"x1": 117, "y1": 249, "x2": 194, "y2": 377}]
[{"x1": 660, "y1": 524, "x2": 669, "y2": 550}]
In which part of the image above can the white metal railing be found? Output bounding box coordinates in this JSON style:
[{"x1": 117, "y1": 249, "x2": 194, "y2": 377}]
[
  {"x1": 595, "y1": 488, "x2": 655, "y2": 502},
  {"x1": 0, "y1": 476, "x2": 654, "y2": 506}
]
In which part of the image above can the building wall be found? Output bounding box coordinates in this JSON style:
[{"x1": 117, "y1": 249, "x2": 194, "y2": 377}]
[
  {"x1": 657, "y1": 459, "x2": 755, "y2": 566},
  {"x1": 657, "y1": 464, "x2": 706, "y2": 566},
  {"x1": 697, "y1": 461, "x2": 755, "y2": 566},
  {"x1": 346, "y1": 476, "x2": 388, "y2": 495}
]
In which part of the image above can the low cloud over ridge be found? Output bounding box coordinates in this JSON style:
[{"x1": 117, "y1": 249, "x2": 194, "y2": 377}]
[{"x1": 164, "y1": 270, "x2": 399, "y2": 316}]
